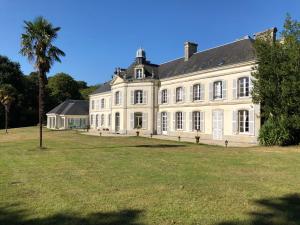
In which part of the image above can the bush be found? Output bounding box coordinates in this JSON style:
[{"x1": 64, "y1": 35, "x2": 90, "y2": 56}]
[{"x1": 259, "y1": 116, "x2": 293, "y2": 146}]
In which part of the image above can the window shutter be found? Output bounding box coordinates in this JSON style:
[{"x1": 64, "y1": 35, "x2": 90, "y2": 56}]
[
  {"x1": 190, "y1": 85, "x2": 193, "y2": 102},
  {"x1": 143, "y1": 90, "x2": 148, "y2": 104},
  {"x1": 200, "y1": 83, "x2": 205, "y2": 101},
  {"x1": 173, "y1": 89, "x2": 176, "y2": 104},
  {"x1": 157, "y1": 112, "x2": 161, "y2": 134},
  {"x1": 233, "y1": 79, "x2": 237, "y2": 99},
  {"x1": 119, "y1": 91, "x2": 122, "y2": 105},
  {"x1": 182, "y1": 87, "x2": 185, "y2": 102},
  {"x1": 173, "y1": 112, "x2": 176, "y2": 131},
  {"x1": 249, "y1": 109, "x2": 255, "y2": 135},
  {"x1": 142, "y1": 113, "x2": 147, "y2": 129},
  {"x1": 232, "y1": 110, "x2": 238, "y2": 134},
  {"x1": 209, "y1": 83, "x2": 213, "y2": 100},
  {"x1": 189, "y1": 112, "x2": 193, "y2": 131},
  {"x1": 167, "y1": 89, "x2": 170, "y2": 104},
  {"x1": 131, "y1": 91, "x2": 134, "y2": 105},
  {"x1": 182, "y1": 112, "x2": 186, "y2": 131},
  {"x1": 200, "y1": 111, "x2": 205, "y2": 132},
  {"x1": 222, "y1": 80, "x2": 227, "y2": 99},
  {"x1": 158, "y1": 90, "x2": 161, "y2": 104},
  {"x1": 249, "y1": 76, "x2": 253, "y2": 97},
  {"x1": 130, "y1": 113, "x2": 134, "y2": 129}
]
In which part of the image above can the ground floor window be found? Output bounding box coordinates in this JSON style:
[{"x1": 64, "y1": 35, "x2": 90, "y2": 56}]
[
  {"x1": 101, "y1": 114, "x2": 104, "y2": 126},
  {"x1": 134, "y1": 112, "x2": 143, "y2": 129},
  {"x1": 68, "y1": 118, "x2": 87, "y2": 129},
  {"x1": 108, "y1": 114, "x2": 111, "y2": 126},
  {"x1": 90, "y1": 115, "x2": 94, "y2": 126},
  {"x1": 161, "y1": 112, "x2": 167, "y2": 132},
  {"x1": 176, "y1": 112, "x2": 183, "y2": 130},
  {"x1": 95, "y1": 114, "x2": 99, "y2": 127},
  {"x1": 238, "y1": 110, "x2": 249, "y2": 133},
  {"x1": 193, "y1": 111, "x2": 201, "y2": 131}
]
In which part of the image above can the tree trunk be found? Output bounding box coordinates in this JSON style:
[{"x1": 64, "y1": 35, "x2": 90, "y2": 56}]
[
  {"x1": 38, "y1": 70, "x2": 45, "y2": 149},
  {"x1": 5, "y1": 107, "x2": 8, "y2": 134}
]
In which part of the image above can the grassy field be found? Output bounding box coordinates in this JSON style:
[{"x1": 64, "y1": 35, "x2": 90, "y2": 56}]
[{"x1": 0, "y1": 127, "x2": 300, "y2": 225}]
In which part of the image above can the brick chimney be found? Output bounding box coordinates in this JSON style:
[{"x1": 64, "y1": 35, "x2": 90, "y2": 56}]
[
  {"x1": 254, "y1": 27, "x2": 277, "y2": 43},
  {"x1": 184, "y1": 41, "x2": 198, "y2": 61}
]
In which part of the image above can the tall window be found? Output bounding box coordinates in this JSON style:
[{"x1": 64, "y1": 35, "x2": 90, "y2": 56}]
[
  {"x1": 213, "y1": 81, "x2": 222, "y2": 99},
  {"x1": 161, "y1": 89, "x2": 168, "y2": 103},
  {"x1": 90, "y1": 115, "x2": 94, "y2": 125},
  {"x1": 115, "y1": 91, "x2": 120, "y2": 105},
  {"x1": 135, "y1": 69, "x2": 143, "y2": 79},
  {"x1": 238, "y1": 77, "x2": 249, "y2": 97},
  {"x1": 193, "y1": 84, "x2": 201, "y2": 101},
  {"x1": 134, "y1": 90, "x2": 143, "y2": 104},
  {"x1": 91, "y1": 100, "x2": 95, "y2": 110},
  {"x1": 176, "y1": 112, "x2": 183, "y2": 130},
  {"x1": 176, "y1": 87, "x2": 183, "y2": 102},
  {"x1": 134, "y1": 112, "x2": 143, "y2": 128},
  {"x1": 101, "y1": 114, "x2": 104, "y2": 126},
  {"x1": 101, "y1": 98, "x2": 105, "y2": 109},
  {"x1": 95, "y1": 114, "x2": 99, "y2": 127},
  {"x1": 108, "y1": 114, "x2": 111, "y2": 126},
  {"x1": 238, "y1": 110, "x2": 249, "y2": 133},
  {"x1": 193, "y1": 111, "x2": 201, "y2": 131}
]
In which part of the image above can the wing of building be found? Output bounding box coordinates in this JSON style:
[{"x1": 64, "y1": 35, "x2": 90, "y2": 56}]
[{"x1": 89, "y1": 28, "x2": 277, "y2": 144}]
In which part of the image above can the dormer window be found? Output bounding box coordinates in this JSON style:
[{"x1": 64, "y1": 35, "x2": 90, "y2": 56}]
[{"x1": 135, "y1": 69, "x2": 143, "y2": 79}]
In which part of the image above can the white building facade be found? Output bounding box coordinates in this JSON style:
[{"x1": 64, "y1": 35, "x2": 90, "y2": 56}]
[{"x1": 89, "y1": 29, "x2": 277, "y2": 144}]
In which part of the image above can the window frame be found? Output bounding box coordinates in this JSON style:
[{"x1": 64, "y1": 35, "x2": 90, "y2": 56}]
[
  {"x1": 135, "y1": 68, "x2": 143, "y2": 79},
  {"x1": 213, "y1": 81, "x2": 223, "y2": 100},
  {"x1": 176, "y1": 87, "x2": 183, "y2": 102},
  {"x1": 115, "y1": 91, "x2": 120, "y2": 105},
  {"x1": 176, "y1": 112, "x2": 183, "y2": 130},
  {"x1": 193, "y1": 111, "x2": 201, "y2": 131},
  {"x1": 134, "y1": 90, "x2": 144, "y2": 104},
  {"x1": 193, "y1": 84, "x2": 201, "y2": 101},
  {"x1": 238, "y1": 110, "x2": 249, "y2": 134},
  {"x1": 238, "y1": 77, "x2": 250, "y2": 98},
  {"x1": 161, "y1": 89, "x2": 168, "y2": 104}
]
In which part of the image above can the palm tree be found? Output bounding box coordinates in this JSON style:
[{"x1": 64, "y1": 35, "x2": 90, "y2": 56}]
[
  {"x1": 20, "y1": 17, "x2": 65, "y2": 148},
  {"x1": 0, "y1": 84, "x2": 16, "y2": 133}
]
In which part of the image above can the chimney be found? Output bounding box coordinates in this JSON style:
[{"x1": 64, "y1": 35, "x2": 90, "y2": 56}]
[
  {"x1": 254, "y1": 27, "x2": 277, "y2": 43},
  {"x1": 184, "y1": 41, "x2": 198, "y2": 61}
]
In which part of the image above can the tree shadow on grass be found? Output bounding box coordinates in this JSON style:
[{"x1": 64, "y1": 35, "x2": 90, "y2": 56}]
[
  {"x1": 217, "y1": 193, "x2": 300, "y2": 225},
  {"x1": 0, "y1": 204, "x2": 144, "y2": 225},
  {"x1": 133, "y1": 144, "x2": 186, "y2": 149}
]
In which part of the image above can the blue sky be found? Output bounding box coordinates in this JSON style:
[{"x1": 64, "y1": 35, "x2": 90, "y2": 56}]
[{"x1": 0, "y1": 0, "x2": 299, "y2": 85}]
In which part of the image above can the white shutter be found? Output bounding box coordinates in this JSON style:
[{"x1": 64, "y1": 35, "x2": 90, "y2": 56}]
[
  {"x1": 232, "y1": 110, "x2": 238, "y2": 134},
  {"x1": 142, "y1": 113, "x2": 147, "y2": 129},
  {"x1": 173, "y1": 112, "x2": 176, "y2": 131},
  {"x1": 167, "y1": 89, "x2": 170, "y2": 104},
  {"x1": 182, "y1": 87, "x2": 185, "y2": 102},
  {"x1": 222, "y1": 80, "x2": 227, "y2": 99},
  {"x1": 249, "y1": 76, "x2": 253, "y2": 97},
  {"x1": 131, "y1": 91, "x2": 134, "y2": 105},
  {"x1": 158, "y1": 90, "x2": 161, "y2": 104},
  {"x1": 209, "y1": 83, "x2": 213, "y2": 100},
  {"x1": 200, "y1": 83, "x2": 205, "y2": 101},
  {"x1": 189, "y1": 112, "x2": 193, "y2": 131},
  {"x1": 182, "y1": 112, "x2": 186, "y2": 131},
  {"x1": 233, "y1": 79, "x2": 237, "y2": 99},
  {"x1": 190, "y1": 85, "x2": 193, "y2": 102},
  {"x1": 130, "y1": 113, "x2": 134, "y2": 129},
  {"x1": 143, "y1": 90, "x2": 148, "y2": 104},
  {"x1": 119, "y1": 91, "x2": 122, "y2": 105},
  {"x1": 200, "y1": 111, "x2": 205, "y2": 132},
  {"x1": 249, "y1": 109, "x2": 255, "y2": 135},
  {"x1": 157, "y1": 112, "x2": 161, "y2": 134}
]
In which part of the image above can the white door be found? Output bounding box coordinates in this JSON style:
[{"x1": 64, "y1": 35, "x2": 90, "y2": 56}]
[
  {"x1": 161, "y1": 112, "x2": 168, "y2": 135},
  {"x1": 212, "y1": 110, "x2": 223, "y2": 140}
]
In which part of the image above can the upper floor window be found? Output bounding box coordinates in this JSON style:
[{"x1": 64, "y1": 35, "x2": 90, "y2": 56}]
[
  {"x1": 193, "y1": 111, "x2": 201, "y2": 131},
  {"x1": 238, "y1": 77, "x2": 249, "y2": 97},
  {"x1": 91, "y1": 100, "x2": 95, "y2": 110},
  {"x1": 135, "y1": 69, "x2": 143, "y2": 79},
  {"x1": 101, "y1": 99, "x2": 105, "y2": 109},
  {"x1": 115, "y1": 91, "x2": 120, "y2": 105},
  {"x1": 134, "y1": 90, "x2": 143, "y2": 104},
  {"x1": 193, "y1": 84, "x2": 201, "y2": 101},
  {"x1": 161, "y1": 89, "x2": 168, "y2": 104},
  {"x1": 176, "y1": 87, "x2": 183, "y2": 102},
  {"x1": 239, "y1": 110, "x2": 249, "y2": 133},
  {"x1": 176, "y1": 112, "x2": 183, "y2": 130},
  {"x1": 213, "y1": 81, "x2": 222, "y2": 99}
]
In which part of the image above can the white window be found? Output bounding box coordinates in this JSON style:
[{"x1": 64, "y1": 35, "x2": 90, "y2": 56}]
[
  {"x1": 115, "y1": 91, "x2": 120, "y2": 105},
  {"x1": 101, "y1": 114, "x2": 104, "y2": 126},
  {"x1": 161, "y1": 89, "x2": 168, "y2": 104},
  {"x1": 238, "y1": 77, "x2": 249, "y2": 97},
  {"x1": 238, "y1": 110, "x2": 249, "y2": 133},
  {"x1": 176, "y1": 87, "x2": 183, "y2": 102},
  {"x1": 193, "y1": 84, "x2": 201, "y2": 101},
  {"x1": 134, "y1": 90, "x2": 143, "y2": 104},
  {"x1": 91, "y1": 100, "x2": 95, "y2": 110},
  {"x1": 101, "y1": 98, "x2": 105, "y2": 109},
  {"x1": 134, "y1": 112, "x2": 143, "y2": 128},
  {"x1": 193, "y1": 111, "x2": 201, "y2": 131},
  {"x1": 90, "y1": 115, "x2": 94, "y2": 125},
  {"x1": 176, "y1": 112, "x2": 183, "y2": 130},
  {"x1": 213, "y1": 81, "x2": 222, "y2": 99},
  {"x1": 135, "y1": 69, "x2": 143, "y2": 79},
  {"x1": 95, "y1": 114, "x2": 99, "y2": 127}
]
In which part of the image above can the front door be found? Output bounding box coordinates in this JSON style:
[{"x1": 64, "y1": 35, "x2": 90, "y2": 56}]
[
  {"x1": 161, "y1": 112, "x2": 168, "y2": 135},
  {"x1": 115, "y1": 112, "x2": 120, "y2": 132},
  {"x1": 212, "y1": 110, "x2": 223, "y2": 140}
]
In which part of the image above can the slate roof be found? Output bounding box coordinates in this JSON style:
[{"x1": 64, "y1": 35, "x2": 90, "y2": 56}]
[
  {"x1": 47, "y1": 100, "x2": 89, "y2": 115},
  {"x1": 91, "y1": 38, "x2": 256, "y2": 94}
]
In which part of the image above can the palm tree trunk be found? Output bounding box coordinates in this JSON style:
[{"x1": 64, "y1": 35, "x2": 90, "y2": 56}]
[
  {"x1": 5, "y1": 107, "x2": 8, "y2": 134},
  {"x1": 38, "y1": 71, "x2": 45, "y2": 149}
]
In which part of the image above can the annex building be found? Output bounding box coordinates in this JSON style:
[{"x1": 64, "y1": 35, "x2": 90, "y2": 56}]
[{"x1": 89, "y1": 28, "x2": 277, "y2": 144}]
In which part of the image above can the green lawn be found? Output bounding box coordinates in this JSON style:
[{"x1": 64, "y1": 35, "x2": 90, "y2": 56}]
[{"x1": 0, "y1": 127, "x2": 300, "y2": 225}]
